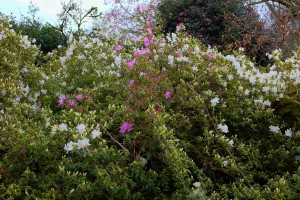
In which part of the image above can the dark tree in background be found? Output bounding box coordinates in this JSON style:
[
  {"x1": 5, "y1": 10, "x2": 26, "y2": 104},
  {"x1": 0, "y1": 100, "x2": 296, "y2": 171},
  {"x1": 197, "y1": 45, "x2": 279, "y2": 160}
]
[
  {"x1": 7, "y1": 2, "x2": 67, "y2": 54},
  {"x1": 158, "y1": 0, "x2": 277, "y2": 66},
  {"x1": 158, "y1": 0, "x2": 227, "y2": 47}
]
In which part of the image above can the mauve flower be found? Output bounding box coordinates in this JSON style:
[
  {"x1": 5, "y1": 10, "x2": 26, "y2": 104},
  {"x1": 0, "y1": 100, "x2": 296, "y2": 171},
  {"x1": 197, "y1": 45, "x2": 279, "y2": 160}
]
[
  {"x1": 58, "y1": 99, "x2": 64, "y2": 105},
  {"x1": 165, "y1": 92, "x2": 171, "y2": 99},
  {"x1": 147, "y1": 28, "x2": 153, "y2": 37},
  {"x1": 86, "y1": 94, "x2": 93, "y2": 101},
  {"x1": 76, "y1": 94, "x2": 84, "y2": 101},
  {"x1": 115, "y1": 45, "x2": 122, "y2": 51},
  {"x1": 216, "y1": 90, "x2": 222, "y2": 95},
  {"x1": 144, "y1": 37, "x2": 150, "y2": 47},
  {"x1": 119, "y1": 121, "x2": 133, "y2": 135},
  {"x1": 129, "y1": 80, "x2": 134, "y2": 86},
  {"x1": 127, "y1": 61, "x2": 134, "y2": 69},
  {"x1": 69, "y1": 100, "x2": 77, "y2": 106}
]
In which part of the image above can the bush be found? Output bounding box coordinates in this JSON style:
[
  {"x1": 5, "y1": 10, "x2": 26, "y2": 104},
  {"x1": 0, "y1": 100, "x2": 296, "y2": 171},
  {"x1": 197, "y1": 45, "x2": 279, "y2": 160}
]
[{"x1": 0, "y1": 7, "x2": 300, "y2": 199}]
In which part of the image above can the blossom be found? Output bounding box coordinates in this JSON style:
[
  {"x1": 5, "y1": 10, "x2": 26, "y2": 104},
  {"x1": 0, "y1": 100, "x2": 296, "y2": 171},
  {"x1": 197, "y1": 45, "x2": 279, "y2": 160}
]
[
  {"x1": 76, "y1": 94, "x2": 84, "y2": 101},
  {"x1": 217, "y1": 124, "x2": 229, "y2": 133},
  {"x1": 193, "y1": 182, "x2": 201, "y2": 188},
  {"x1": 269, "y1": 125, "x2": 280, "y2": 133},
  {"x1": 59, "y1": 123, "x2": 68, "y2": 131},
  {"x1": 86, "y1": 94, "x2": 93, "y2": 101},
  {"x1": 76, "y1": 138, "x2": 90, "y2": 149},
  {"x1": 76, "y1": 124, "x2": 86, "y2": 133},
  {"x1": 228, "y1": 139, "x2": 234, "y2": 147},
  {"x1": 69, "y1": 100, "x2": 76, "y2": 106},
  {"x1": 165, "y1": 92, "x2": 171, "y2": 99},
  {"x1": 127, "y1": 61, "x2": 134, "y2": 69},
  {"x1": 285, "y1": 129, "x2": 292, "y2": 137},
  {"x1": 58, "y1": 99, "x2": 64, "y2": 105},
  {"x1": 21, "y1": 67, "x2": 28, "y2": 73},
  {"x1": 150, "y1": 10, "x2": 155, "y2": 16},
  {"x1": 139, "y1": 5, "x2": 148, "y2": 13},
  {"x1": 144, "y1": 37, "x2": 150, "y2": 47},
  {"x1": 114, "y1": 56, "x2": 122, "y2": 66},
  {"x1": 168, "y1": 55, "x2": 174, "y2": 65},
  {"x1": 210, "y1": 97, "x2": 219, "y2": 107},
  {"x1": 115, "y1": 45, "x2": 122, "y2": 51},
  {"x1": 129, "y1": 80, "x2": 134, "y2": 86},
  {"x1": 119, "y1": 121, "x2": 133, "y2": 135},
  {"x1": 216, "y1": 90, "x2": 222, "y2": 95},
  {"x1": 192, "y1": 66, "x2": 198, "y2": 72},
  {"x1": 244, "y1": 89, "x2": 250, "y2": 96},
  {"x1": 147, "y1": 28, "x2": 153, "y2": 37},
  {"x1": 223, "y1": 160, "x2": 229, "y2": 167},
  {"x1": 91, "y1": 130, "x2": 101, "y2": 139},
  {"x1": 64, "y1": 141, "x2": 74, "y2": 152}
]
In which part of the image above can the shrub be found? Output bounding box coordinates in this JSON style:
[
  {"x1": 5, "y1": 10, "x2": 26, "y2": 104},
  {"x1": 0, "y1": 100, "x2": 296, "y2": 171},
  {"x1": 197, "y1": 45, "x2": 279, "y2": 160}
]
[{"x1": 0, "y1": 6, "x2": 300, "y2": 199}]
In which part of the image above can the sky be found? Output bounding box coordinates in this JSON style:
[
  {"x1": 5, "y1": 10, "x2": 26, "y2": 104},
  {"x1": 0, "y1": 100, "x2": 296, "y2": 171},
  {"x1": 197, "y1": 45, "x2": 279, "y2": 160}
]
[{"x1": 0, "y1": 0, "x2": 111, "y2": 24}]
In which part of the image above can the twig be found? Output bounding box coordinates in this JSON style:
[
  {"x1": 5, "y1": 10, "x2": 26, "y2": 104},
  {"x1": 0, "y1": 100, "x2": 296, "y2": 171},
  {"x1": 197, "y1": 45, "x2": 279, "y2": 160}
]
[{"x1": 104, "y1": 130, "x2": 130, "y2": 153}]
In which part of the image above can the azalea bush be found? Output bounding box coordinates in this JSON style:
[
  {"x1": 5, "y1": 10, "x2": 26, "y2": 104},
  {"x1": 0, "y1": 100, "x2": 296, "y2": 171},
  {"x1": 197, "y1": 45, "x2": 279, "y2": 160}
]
[{"x1": 1, "y1": 6, "x2": 300, "y2": 199}]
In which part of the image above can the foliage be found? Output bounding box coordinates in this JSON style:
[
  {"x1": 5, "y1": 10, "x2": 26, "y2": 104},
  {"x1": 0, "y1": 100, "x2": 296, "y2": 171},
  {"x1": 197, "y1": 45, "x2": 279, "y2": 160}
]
[{"x1": 1, "y1": 6, "x2": 300, "y2": 199}]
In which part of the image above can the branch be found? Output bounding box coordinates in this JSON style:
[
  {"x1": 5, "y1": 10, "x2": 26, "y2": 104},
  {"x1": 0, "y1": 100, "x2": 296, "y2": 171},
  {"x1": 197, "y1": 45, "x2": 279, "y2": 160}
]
[{"x1": 104, "y1": 130, "x2": 130, "y2": 153}]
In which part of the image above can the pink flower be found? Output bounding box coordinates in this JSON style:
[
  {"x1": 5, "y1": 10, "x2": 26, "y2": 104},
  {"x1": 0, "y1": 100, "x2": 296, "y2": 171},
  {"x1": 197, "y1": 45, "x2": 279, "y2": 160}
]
[
  {"x1": 115, "y1": 45, "x2": 122, "y2": 51},
  {"x1": 86, "y1": 94, "x2": 93, "y2": 101},
  {"x1": 144, "y1": 37, "x2": 150, "y2": 47},
  {"x1": 134, "y1": 50, "x2": 140, "y2": 57},
  {"x1": 119, "y1": 121, "x2": 133, "y2": 135},
  {"x1": 165, "y1": 92, "x2": 171, "y2": 99},
  {"x1": 76, "y1": 94, "x2": 84, "y2": 101},
  {"x1": 69, "y1": 99, "x2": 77, "y2": 106},
  {"x1": 129, "y1": 80, "x2": 134, "y2": 86},
  {"x1": 127, "y1": 61, "x2": 135, "y2": 69},
  {"x1": 216, "y1": 90, "x2": 222, "y2": 95},
  {"x1": 139, "y1": 5, "x2": 148, "y2": 13},
  {"x1": 58, "y1": 99, "x2": 64, "y2": 105},
  {"x1": 150, "y1": 10, "x2": 155, "y2": 17},
  {"x1": 147, "y1": 28, "x2": 153, "y2": 37}
]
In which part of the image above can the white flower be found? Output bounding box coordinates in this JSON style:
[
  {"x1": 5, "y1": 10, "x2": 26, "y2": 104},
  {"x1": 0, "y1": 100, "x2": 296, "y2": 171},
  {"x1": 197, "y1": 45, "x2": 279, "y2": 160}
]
[
  {"x1": 227, "y1": 74, "x2": 233, "y2": 80},
  {"x1": 114, "y1": 56, "x2": 122, "y2": 67},
  {"x1": 228, "y1": 139, "x2": 234, "y2": 147},
  {"x1": 244, "y1": 89, "x2": 250, "y2": 96},
  {"x1": 59, "y1": 123, "x2": 68, "y2": 131},
  {"x1": 223, "y1": 160, "x2": 229, "y2": 167},
  {"x1": 1, "y1": 89, "x2": 6, "y2": 96},
  {"x1": 20, "y1": 67, "x2": 28, "y2": 73},
  {"x1": 91, "y1": 130, "x2": 101, "y2": 139},
  {"x1": 168, "y1": 55, "x2": 174, "y2": 65},
  {"x1": 269, "y1": 125, "x2": 280, "y2": 133},
  {"x1": 41, "y1": 89, "x2": 47, "y2": 94},
  {"x1": 263, "y1": 100, "x2": 271, "y2": 107},
  {"x1": 249, "y1": 76, "x2": 256, "y2": 85},
  {"x1": 193, "y1": 182, "x2": 201, "y2": 188},
  {"x1": 76, "y1": 124, "x2": 86, "y2": 133},
  {"x1": 285, "y1": 129, "x2": 292, "y2": 137},
  {"x1": 76, "y1": 138, "x2": 90, "y2": 149},
  {"x1": 191, "y1": 66, "x2": 198, "y2": 72},
  {"x1": 64, "y1": 141, "x2": 74, "y2": 152},
  {"x1": 210, "y1": 97, "x2": 219, "y2": 107},
  {"x1": 217, "y1": 124, "x2": 229, "y2": 133}
]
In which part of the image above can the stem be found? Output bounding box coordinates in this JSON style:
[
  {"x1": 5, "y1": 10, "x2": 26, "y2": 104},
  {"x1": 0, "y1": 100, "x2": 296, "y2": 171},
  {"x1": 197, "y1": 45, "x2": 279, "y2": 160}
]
[{"x1": 105, "y1": 130, "x2": 130, "y2": 153}]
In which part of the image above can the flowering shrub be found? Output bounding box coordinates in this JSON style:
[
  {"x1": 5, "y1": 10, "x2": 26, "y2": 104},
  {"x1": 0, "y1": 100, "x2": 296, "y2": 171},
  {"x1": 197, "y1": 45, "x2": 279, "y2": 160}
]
[{"x1": 1, "y1": 8, "x2": 300, "y2": 199}]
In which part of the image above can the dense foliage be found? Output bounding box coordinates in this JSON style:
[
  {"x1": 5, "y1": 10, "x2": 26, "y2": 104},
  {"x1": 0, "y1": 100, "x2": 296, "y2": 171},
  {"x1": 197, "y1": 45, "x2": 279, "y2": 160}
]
[{"x1": 1, "y1": 5, "x2": 300, "y2": 199}]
